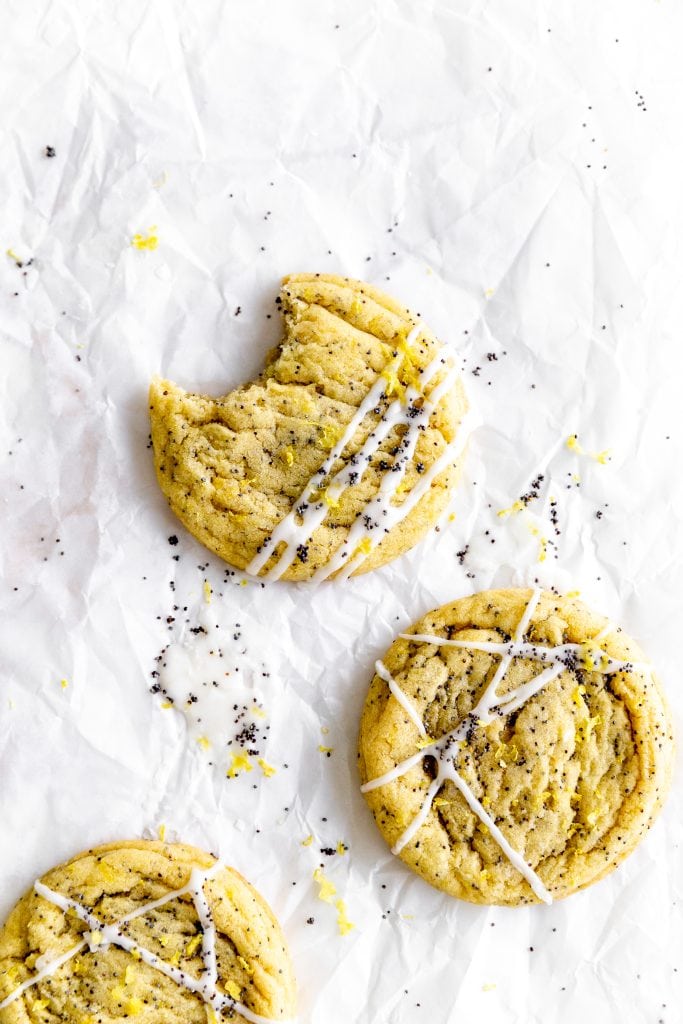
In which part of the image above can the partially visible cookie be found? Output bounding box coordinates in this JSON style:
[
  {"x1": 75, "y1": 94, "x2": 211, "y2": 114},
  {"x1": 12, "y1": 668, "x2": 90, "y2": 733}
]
[
  {"x1": 0, "y1": 840, "x2": 295, "y2": 1023},
  {"x1": 358, "y1": 588, "x2": 674, "y2": 906},
  {"x1": 149, "y1": 274, "x2": 468, "y2": 581}
]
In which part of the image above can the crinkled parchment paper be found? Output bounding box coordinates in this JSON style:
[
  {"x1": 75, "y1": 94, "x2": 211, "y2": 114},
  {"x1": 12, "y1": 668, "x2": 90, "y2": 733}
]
[{"x1": 1, "y1": 2, "x2": 682, "y2": 1021}]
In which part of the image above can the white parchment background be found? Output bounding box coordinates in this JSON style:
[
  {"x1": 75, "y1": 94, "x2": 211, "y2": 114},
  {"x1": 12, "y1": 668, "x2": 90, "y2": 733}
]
[{"x1": 1, "y1": 2, "x2": 682, "y2": 1022}]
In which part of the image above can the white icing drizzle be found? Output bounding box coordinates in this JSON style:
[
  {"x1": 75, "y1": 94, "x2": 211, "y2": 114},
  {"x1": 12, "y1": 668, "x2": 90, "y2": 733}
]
[
  {"x1": 311, "y1": 361, "x2": 463, "y2": 583},
  {"x1": 0, "y1": 939, "x2": 88, "y2": 1009},
  {"x1": 376, "y1": 659, "x2": 427, "y2": 737},
  {"x1": 244, "y1": 323, "x2": 467, "y2": 581},
  {"x1": 244, "y1": 325, "x2": 423, "y2": 578},
  {"x1": 0, "y1": 863, "x2": 292, "y2": 1024},
  {"x1": 361, "y1": 588, "x2": 627, "y2": 905},
  {"x1": 397, "y1": 636, "x2": 648, "y2": 676}
]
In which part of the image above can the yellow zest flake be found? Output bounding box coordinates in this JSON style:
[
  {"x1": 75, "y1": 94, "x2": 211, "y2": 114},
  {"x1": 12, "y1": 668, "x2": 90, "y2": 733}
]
[
  {"x1": 130, "y1": 948, "x2": 141, "y2": 961},
  {"x1": 60, "y1": 678, "x2": 68, "y2": 689},
  {"x1": 158, "y1": 935, "x2": 170, "y2": 947},
  {"x1": 237, "y1": 955, "x2": 254, "y2": 976},
  {"x1": 566, "y1": 590, "x2": 581, "y2": 599},
  {"x1": 161, "y1": 700, "x2": 173, "y2": 709},
  {"x1": 197, "y1": 735, "x2": 211, "y2": 751},
  {"x1": 185, "y1": 934, "x2": 202, "y2": 956},
  {"x1": 226, "y1": 751, "x2": 253, "y2": 777},
  {"x1": 415, "y1": 735, "x2": 436, "y2": 750},
  {"x1": 570, "y1": 792, "x2": 581, "y2": 808},
  {"x1": 448, "y1": 512, "x2": 456, "y2": 522},
  {"x1": 335, "y1": 898, "x2": 355, "y2": 936},
  {"x1": 111, "y1": 984, "x2": 125, "y2": 1002},
  {"x1": 282, "y1": 447, "x2": 295, "y2": 466},
  {"x1": 158, "y1": 823, "x2": 166, "y2": 842},
  {"x1": 494, "y1": 742, "x2": 518, "y2": 764},
  {"x1": 124, "y1": 964, "x2": 137, "y2": 986},
  {"x1": 239, "y1": 579, "x2": 248, "y2": 586},
  {"x1": 258, "y1": 757, "x2": 276, "y2": 777},
  {"x1": 349, "y1": 295, "x2": 363, "y2": 317},
  {"x1": 354, "y1": 536, "x2": 373, "y2": 557},
  {"x1": 479, "y1": 869, "x2": 490, "y2": 884},
  {"x1": 579, "y1": 639, "x2": 611, "y2": 672},
  {"x1": 251, "y1": 704, "x2": 267, "y2": 719},
  {"x1": 6, "y1": 247, "x2": 22, "y2": 265},
  {"x1": 88, "y1": 929, "x2": 105, "y2": 947},
  {"x1": 301, "y1": 834, "x2": 313, "y2": 847},
  {"x1": 481, "y1": 795, "x2": 491, "y2": 810},
  {"x1": 203, "y1": 580, "x2": 212, "y2": 604},
  {"x1": 566, "y1": 433, "x2": 611, "y2": 464},
  {"x1": 336, "y1": 840, "x2": 347, "y2": 856},
  {"x1": 131, "y1": 227, "x2": 158, "y2": 251},
  {"x1": 381, "y1": 367, "x2": 406, "y2": 401},
  {"x1": 319, "y1": 424, "x2": 341, "y2": 450},
  {"x1": 207, "y1": 1010, "x2": 219, "y2": 1024},
  {"x1": 126, "y1": 998, "x2": 144, "y2": 1016},
  {"x1": 572, "y1": 684, "x2": 587, "y2": 708},
  {"x1": 313, "y1": 867, "x2": 336, "y2": 903},
  {"x1": 478, "y1": 823, "x2": 490, "y2": 835},
  {"x1": 225, "y1": 979, "x2": 241, "y2": 1000},
  {"x1": 433, "y1": 796, "x2": 449, "y2": 809},
  {"x1": 97, "y1": 859, "x2": 116, "y2": 883},
  {"x1": 169, "y1": 950, "x2": 181, "y2": 967},
  {"x1": 538, "y1": 536, "x2": 548, "y2": 562},
  {"x1": 318, "y1": 745, "x2": 334, "y2": 754},
  {"x1": 32, "y1": 997, "x2": 50, "y2": 1011},
  {"x1": 482, "y1": 983, "x2": 497, "y2": 992},
  {"x1": 484, "y1": 287, "x2": 495, "y2": 297},
  {"x1": 497, "y1": 500, "x2": 524, "y2": 518}
]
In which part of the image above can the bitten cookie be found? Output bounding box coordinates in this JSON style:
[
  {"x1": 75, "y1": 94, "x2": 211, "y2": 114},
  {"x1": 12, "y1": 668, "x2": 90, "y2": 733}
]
[
  {"x1": 149, "y1": 274, "x2": 469, "y2": 581},
  {"x1": 0, "y1": 840, "x2": 296, "y2": 1023},
  {"x1": 358, "y1": 588, "x2": 673, "y2": 906}
]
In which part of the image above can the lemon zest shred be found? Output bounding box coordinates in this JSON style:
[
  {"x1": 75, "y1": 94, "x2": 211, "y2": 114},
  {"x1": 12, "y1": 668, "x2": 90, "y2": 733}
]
[
  {"x1": 237, "y1": 955, "x2": 254, "y2": 976},
  {"x1": 313, "y1": 868, "x2": 336, "y2": 903},
  {"x1": 258, "y1": 757, "x2": 276, "y2": 777},
  {"x1": 497, "y1": 500, "x2": 524, "y2": 518},
  {"x1": 226, "y1": 751, "x2": 253, "y2": 778},
  {"x1": 335, "y1": 898, "x2": 355, "y2": 936},
  {"x1": 131, "y1": 228, "x2": 158, "y2": 251},
  {"x1": 301, "y1": 834, "x2": 313, "y2": 847},
  {"x1": 197, "y1": 735, "x2": 211, "y2": 751}
]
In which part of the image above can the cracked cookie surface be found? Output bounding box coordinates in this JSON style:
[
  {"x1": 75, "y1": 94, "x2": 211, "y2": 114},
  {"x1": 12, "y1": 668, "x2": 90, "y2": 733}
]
[
  {"x1": 0, "y1": 840, "x2": 295, "y2": 1023},
  {"x1": 358, "y1": 588, "x2": 673, "y2": 906},
  {"x1": 149, "y1": 274, "x2": 468, "y2": 581}
]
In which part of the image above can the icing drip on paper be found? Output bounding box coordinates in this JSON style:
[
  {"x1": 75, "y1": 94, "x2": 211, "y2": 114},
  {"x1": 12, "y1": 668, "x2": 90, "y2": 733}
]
[
  {"x1": 244, "y1": 324, "x2": 466, "y2": 580},
  {"x1": 362, "y1": 590, "x2": 637, "y2": 904},
  {"x1": 0, "y1": 863, "x2": 291, "y2": 1023}
]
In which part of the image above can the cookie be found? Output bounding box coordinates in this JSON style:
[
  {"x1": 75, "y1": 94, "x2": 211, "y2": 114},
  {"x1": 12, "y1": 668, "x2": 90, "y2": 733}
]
[
  {"x1": 358, "y1": 588, "x2": 673, "y2": 906},
  {"x1": 0, "y1": 840, "x2": 295, "y2": 1023},
  {"x1": 149, "y1": 274, "x2": 469, "y2": 581}
]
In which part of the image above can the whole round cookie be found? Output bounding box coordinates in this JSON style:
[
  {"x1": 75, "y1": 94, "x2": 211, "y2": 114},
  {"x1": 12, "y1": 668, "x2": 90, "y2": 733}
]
[
  {"x1": 0, "y1": 840, "x2": 295, "y2": 1023},
  {"x1": 358, "y1": 588, "x2": 673, "y2": 906},
  {"x1": 149, "y1": 273, "x2": 469, "y2": 581}
]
